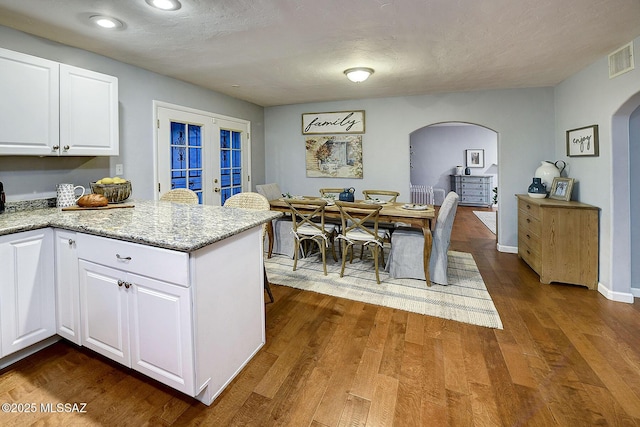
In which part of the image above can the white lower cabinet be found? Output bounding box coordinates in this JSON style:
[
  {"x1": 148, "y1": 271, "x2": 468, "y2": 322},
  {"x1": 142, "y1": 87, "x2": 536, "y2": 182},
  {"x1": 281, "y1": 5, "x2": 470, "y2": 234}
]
[
  {"x1": 78, "y1": 251, "x2": 194, "y2": 394},
  {"x1": 54, "y1": 230, "x2": 81, "y2": 345},
  {"x1": 0, "y1": 229, "x2": 55, "y2": 357}
]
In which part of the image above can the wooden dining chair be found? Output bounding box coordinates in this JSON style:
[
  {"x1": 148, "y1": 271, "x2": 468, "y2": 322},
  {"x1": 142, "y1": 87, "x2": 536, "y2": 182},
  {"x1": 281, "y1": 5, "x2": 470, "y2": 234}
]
[
  {"x1": 335, "y1": 201, "x2": 387, "y2": 284},
  {"x1": 285, "y1": 199, "x2": 338, "y2": 276},
  {"x1": 362, "y1": 189, "x2": 400, "y2": 203},
  {"x1": 224, "y1": 191, "x2": 275, "y2": 302},
  {"x1": 319, "y1": 188, "x2": 345, "y2": 199}
]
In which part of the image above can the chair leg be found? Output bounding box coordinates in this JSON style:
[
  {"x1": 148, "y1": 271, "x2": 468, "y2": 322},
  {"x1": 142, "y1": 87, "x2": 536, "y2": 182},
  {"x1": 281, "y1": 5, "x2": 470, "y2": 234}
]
[
  {"x1": 292, "y1": 239, "x2": 300, "y2": 271},
  {"x1": 340, "y1": 241, "x2": 350, "y2": 278},
  {"x1": 372, "y1": 245, "x2": 381, "y2": 284},
  {"x1": 320, "y1": 240, "x2": 328, "y2": 276},
  {"x1": 263, "y1": 265, "x2": 274, "y2": 303}
]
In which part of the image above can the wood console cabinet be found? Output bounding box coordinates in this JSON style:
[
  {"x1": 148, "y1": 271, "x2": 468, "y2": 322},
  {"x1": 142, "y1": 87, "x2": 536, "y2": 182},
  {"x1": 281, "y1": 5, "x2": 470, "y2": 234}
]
[
  {"x1": 450, "y1": 175, "x2": 493, "y2": 207},
  {"x1": 516, "y1": 194, "x2": 599, "y2": 289}
]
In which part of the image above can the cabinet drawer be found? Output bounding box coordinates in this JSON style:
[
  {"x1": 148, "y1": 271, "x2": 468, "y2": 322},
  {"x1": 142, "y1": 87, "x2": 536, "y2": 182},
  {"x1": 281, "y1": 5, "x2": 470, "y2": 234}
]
[
  {"x1": 461, "y1": 195, "x2": 488, "y2": 203},
  {"x1": 461, "y1": 188, "x2": 487, "y2": 196},
  {"x1": 518, "y1": 199, "x2": 541, "y2": 219},
  {"x1": 76, "y1": 233, "x2": 189, "y2": 286},
  {"x1": 460, "y1": 177, "x2": 487, "y2": 184},
  {"x1": 518, "y1": 212, "x2": 541, "y2": 236},
  {"x1": 518, "y1": 237, "x2": 541, "y2": 272}
]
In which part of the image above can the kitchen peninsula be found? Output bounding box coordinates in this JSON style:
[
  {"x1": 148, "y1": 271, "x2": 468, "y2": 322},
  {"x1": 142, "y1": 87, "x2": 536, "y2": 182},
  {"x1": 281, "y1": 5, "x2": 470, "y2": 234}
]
[{"x1": 0, "y1": 200, "x2": 281, "y2": 406}]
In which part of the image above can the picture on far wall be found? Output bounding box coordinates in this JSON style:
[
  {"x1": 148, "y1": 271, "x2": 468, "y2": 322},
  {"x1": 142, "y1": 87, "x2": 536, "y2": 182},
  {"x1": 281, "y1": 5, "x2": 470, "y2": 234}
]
[
  {"x1": 466, "y1": 149, "x2": 485, "y2": 168},
  {"x1": 305, "y1": 135, "x2": 363, "y2": 178}
]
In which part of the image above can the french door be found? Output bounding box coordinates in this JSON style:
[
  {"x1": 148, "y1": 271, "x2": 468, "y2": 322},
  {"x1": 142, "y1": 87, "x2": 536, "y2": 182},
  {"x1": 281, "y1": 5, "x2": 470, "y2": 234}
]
[{"x1": 155, "y1": 103, "x2": 250, "y2": 206}]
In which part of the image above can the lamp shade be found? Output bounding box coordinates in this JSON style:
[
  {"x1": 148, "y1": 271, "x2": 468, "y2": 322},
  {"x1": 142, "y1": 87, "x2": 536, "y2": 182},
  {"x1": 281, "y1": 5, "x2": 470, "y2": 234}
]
[{"x1": 344, "y1": 67, "x2": 374, "y2": 83}]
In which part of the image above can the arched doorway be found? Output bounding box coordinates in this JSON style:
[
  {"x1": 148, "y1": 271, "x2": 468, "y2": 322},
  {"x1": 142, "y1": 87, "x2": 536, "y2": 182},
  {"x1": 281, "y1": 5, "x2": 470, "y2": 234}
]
[
  {"x1": 611, "y1": 91, "x2": 640, "y2": 299},
  {"x1": 409, "y1": 121, "x2": 499, "y2": 233}
]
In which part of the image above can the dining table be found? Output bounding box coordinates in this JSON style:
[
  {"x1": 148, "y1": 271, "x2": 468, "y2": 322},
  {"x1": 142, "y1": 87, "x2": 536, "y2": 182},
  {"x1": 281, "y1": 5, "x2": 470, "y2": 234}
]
[{"x1": 268, "y1": 196, "x2": 436, "y2": 285}]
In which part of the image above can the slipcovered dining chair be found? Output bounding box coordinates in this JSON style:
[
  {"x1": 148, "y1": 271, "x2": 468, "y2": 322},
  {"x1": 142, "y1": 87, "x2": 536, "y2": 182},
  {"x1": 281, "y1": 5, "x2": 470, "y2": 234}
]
[
  {"x1": 224, "y1": 192, "x2": 275, "y2": 303},
  {"x1": 335, "y1": 201, "x2": 387, "y2": 284},
  {"x1": 159, "y1": 188, "x2": 199, "y2": 204},
  {"x1": 256, "y1": 183, "x2": 283, "y2": 201},
  {"x1": 387, "y1": 191, "x2": 459, "y2": 285},
  {"x1": 256, "y1": 183, "x2": 291, "y2": 258},
  {"x1": 285, "y1": 199, "x2": 338, "y2": 276}
]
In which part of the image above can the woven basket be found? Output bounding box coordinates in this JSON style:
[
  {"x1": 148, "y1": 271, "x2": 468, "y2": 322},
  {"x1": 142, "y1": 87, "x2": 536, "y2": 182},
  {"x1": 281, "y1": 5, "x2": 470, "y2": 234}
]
[{"x1": 90, "y1": 181, "x2": 132, "y2": 203}]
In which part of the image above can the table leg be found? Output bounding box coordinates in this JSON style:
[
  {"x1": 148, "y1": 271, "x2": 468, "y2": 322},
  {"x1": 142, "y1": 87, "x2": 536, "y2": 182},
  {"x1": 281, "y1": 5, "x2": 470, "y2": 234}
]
[
  {"x1": 422, "y1": 225, "x2": 432, "y2": 286},
  {"x1": 267, "y1": 221, "x2": 274, "y2": 259}
]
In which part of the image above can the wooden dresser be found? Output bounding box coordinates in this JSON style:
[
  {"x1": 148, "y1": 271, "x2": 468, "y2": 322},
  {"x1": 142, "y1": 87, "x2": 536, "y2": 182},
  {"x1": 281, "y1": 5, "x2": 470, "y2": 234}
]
[
  {"x1": 516, "y1": 194, "x2": 599, "y2": 289},
  {"x1": 450, "y1": 175, "x2": 493, "y2": 207}
]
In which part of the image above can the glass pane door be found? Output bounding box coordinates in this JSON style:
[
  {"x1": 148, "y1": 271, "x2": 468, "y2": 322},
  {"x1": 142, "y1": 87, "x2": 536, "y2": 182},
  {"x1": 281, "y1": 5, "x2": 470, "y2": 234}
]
[
  {"x1": 219, "y1": 129, "x2": 242, "y2": 205},
  {"x1": 170, "y1": 121, "x2": 203, "y2": 203}
]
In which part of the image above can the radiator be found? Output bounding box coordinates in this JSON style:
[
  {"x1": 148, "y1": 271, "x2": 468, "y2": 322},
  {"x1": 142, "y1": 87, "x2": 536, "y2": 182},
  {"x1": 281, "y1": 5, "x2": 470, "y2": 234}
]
[{"x1": 410, "y1": 185, "x2": 434, "y2": 205}]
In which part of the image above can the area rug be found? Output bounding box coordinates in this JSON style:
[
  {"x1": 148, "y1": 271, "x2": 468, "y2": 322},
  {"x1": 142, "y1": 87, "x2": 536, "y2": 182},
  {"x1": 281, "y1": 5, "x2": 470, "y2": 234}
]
[
  {"x1": 473, "y1": 210, "x2": 497, "y2": 234},
  {"x1": 265, "y1": 251, "x2": 503, "y2": 329}
]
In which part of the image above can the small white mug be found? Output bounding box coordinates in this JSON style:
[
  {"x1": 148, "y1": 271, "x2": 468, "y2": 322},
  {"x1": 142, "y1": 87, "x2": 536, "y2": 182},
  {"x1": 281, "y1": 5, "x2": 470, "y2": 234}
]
[{"x1": 57, "y1": 183, "x2": 85, "y2": 208}]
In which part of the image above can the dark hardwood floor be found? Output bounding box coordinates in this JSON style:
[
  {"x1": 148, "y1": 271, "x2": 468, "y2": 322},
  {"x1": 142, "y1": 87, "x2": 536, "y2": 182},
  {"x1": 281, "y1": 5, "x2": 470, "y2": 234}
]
[{"x1": 1, "y1": 206, "x2": 639, "y2": 426}]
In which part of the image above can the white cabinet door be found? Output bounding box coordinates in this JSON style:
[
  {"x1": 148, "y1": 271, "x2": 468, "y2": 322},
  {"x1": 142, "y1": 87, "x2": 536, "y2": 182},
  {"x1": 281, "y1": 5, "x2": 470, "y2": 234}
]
[
  {"x1": 0, "y1": 229, "x2": 55, "y2": 357},
  {"x1": 54, "y1": 230, "x2": 81, "y2": 345},
  {"x1": 128, "y1": 273, "x2": 194, "y2": 394},
  {"x1": 60, "y1": 64, "x2": 119, "y2": 156},
  {"x1": 0, "y1": 47, "x2": 60, "y2": 155},
  {"x1": 78, "y1": 260, "x2": 130, "y2": 366}
]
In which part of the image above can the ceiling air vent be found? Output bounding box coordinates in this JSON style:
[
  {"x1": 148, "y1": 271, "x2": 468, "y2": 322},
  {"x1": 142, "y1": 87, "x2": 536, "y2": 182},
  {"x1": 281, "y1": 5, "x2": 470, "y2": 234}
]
[{"x1": 609, "y1": 41, "x2": 634, "y2": 78}]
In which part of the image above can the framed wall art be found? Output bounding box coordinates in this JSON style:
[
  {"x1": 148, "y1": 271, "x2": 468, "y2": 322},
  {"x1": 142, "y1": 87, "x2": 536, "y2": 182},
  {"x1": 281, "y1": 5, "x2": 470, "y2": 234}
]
[
  {"x1": 302, "y1": 110, "x2": 365, "y2": 135},
  {"x1": 549, "y1": 177, "x2": 575, "y2": 201},
  {"x1": 305, "y1": 135, "x2": 363, "y2": 178},
  {"x1": 566, "y1": 125, "x2": 599, "y2": 157},
  {"x1": 466, "y1": 149, "x2": 484, "y2": 168}
]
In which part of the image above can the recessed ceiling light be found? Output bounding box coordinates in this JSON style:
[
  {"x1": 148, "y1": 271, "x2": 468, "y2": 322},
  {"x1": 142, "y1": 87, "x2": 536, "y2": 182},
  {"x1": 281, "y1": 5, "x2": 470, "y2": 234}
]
[
  {"x1": 344, "y1": 67, "x2": 374, "y2": 83},
  {"x1": 89, "y1": 15, "x2": 123, "y2": 29},
  {"x1": 145, "y1": 0, "x2": 182, "y2": 11}
]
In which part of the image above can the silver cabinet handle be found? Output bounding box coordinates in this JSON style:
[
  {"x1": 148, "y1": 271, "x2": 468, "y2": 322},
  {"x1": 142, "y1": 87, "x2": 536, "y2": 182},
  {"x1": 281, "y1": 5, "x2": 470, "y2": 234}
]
[
  {"x1": 116, "y1": 254, "x2": 132, "y2": 261},
  {"x1": 63, "y1": 145, "x2": 70, "y2": 151},
  {"x1": 68, "y1": 239, "x2": 75, "y2": 246},
  {"x1": 124, "y1": 282, "x2": 131, "y2": 289},
  {"x1": 52, "y1": 145, "x2": 59, "y2": 151},
  {"x1": 117, "y1": 280, "x2": 124, "y2": 287}
]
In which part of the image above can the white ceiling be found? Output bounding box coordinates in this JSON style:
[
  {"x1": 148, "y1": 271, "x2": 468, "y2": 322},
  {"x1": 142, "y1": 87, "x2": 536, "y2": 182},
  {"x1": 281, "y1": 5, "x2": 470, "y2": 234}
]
[{"x1": 1, "y1": 0, "x2": 639, "y2": 107}]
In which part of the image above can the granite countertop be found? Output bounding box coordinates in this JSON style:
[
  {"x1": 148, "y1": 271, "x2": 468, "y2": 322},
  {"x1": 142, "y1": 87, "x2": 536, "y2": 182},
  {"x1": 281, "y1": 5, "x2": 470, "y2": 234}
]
[{"x1": 0, "y1": 200, "x2": 282, "y2": 252}]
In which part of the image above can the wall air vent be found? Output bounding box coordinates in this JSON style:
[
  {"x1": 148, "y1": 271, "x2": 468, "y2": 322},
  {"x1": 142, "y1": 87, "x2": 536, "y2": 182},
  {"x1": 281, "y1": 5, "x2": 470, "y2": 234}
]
[{"x1": 609, "y1": 41, "x2": 634, "y2": 78}]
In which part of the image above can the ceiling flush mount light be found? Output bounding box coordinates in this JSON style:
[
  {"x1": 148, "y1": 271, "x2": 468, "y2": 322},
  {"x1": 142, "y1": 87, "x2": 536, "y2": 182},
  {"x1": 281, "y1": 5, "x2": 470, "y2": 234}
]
[
  {"x1": 145, "y1": 0, "x2": 182, "y2": 11},
  {"x1": 344, "y1": 67, "x2": 374, "y2": 83},
  {"x1": 89, "y1": 15, "x2": 123, "y2": 29}
]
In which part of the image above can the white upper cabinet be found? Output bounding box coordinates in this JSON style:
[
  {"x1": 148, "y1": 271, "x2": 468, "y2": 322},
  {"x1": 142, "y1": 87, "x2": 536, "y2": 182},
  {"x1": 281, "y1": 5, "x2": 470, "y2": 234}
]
[
  {"x1": 60, "y1": 64, "x2": 119, "y2": 156},
  {"x1": 0, "y1": 47, "x2": 119, "y2": 156}
]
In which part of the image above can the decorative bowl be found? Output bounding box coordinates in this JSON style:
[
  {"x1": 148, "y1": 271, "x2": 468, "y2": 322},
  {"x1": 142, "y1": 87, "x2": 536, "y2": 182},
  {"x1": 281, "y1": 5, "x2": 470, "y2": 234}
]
[
  {"x1": 90, "y1": 181, "x2": 132, "y2": 203},
  {"x1": 527, "y1": 192, "x2": 546, "y2": 199}
]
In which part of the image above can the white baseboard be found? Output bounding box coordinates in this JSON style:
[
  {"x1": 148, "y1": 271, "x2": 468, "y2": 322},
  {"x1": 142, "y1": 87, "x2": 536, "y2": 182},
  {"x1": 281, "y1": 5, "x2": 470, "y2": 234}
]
[
  {"x1": 497, "y1": 243, "x2": 518, "y2": 253},
  {"x1": 630, "y1": 287, "x2": 640, "y2": 299},
  {"x1": 598, "y1": 282, "x2": 635, "y2": 303}
]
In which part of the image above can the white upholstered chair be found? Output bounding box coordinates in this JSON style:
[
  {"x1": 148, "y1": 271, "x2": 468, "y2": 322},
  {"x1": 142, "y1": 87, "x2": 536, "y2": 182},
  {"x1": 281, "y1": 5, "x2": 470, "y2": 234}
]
[
  {"x1": 256, "y1": 183, "x2": 283, "y2": 201},
  {"x1": 387, "y1": 191, "x2": 459, "y2": 285}
]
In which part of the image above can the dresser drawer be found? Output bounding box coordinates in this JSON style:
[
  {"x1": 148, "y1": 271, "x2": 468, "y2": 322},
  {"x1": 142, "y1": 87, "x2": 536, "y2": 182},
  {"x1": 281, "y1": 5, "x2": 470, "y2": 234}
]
[
  {"x1": 76, "y1": 233, "x2": 189, "y2": 286},
  {"x1": 518, "y1": 211, "x2": 541, "y2": 236},
  {"x1": 459, "y1": 177, "x2": 486, "y2": 184},
  {"x1": 461, "y1": 195, "x2": 488, "y2": 204},
  {"x1": 461, "y1": 188, "x2": 488, "y2": 196},
  {"x1": 518, "y1": 199, "x2": 541, "y2": 219},
  {"x1": 518, "y1": 227, "x2": 541, "y2": 252},
  {"x1": 518, "y1": 237, "x2": 541, "y2": 272}
]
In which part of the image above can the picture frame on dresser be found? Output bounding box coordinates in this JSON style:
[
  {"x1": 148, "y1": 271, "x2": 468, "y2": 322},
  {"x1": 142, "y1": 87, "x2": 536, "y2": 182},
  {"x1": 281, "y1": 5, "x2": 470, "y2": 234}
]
[
  {"x1": 549, "y1": 177, "x2": 574, "y2": 201},
  {"x1": 466, "y1": 149, "x2": 484, "y2": 168}
]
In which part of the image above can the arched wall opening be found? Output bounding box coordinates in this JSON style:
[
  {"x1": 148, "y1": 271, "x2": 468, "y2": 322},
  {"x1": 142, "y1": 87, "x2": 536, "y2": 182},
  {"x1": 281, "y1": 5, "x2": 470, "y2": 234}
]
[
  {"x1": 611, "y1": 90, "x2": 640, "y2": 299},
  {"x1": 409, "y1": 121, "x2": 498, "y2": 211}
]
